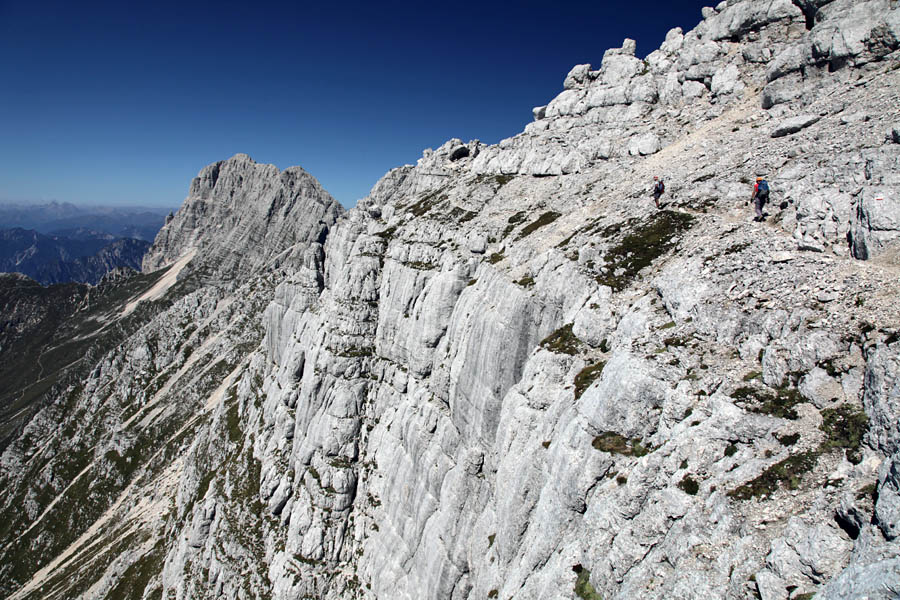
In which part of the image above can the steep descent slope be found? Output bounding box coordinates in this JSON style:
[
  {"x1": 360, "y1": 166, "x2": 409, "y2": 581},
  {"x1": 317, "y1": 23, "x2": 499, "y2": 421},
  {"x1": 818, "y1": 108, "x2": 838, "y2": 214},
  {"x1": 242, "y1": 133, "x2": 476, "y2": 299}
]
[
  {"x1": 2, "y1": 1, "x2": 900, "y2": 599},
  {"x1": 0, "y1": 156, "x2": 342, "y2": 598}
]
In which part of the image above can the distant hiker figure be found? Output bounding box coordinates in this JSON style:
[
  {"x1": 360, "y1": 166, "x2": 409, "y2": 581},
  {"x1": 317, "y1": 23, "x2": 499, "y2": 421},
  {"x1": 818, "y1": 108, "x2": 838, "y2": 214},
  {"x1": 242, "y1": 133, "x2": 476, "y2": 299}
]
[
  {"x1": 750, "y1": 177, "x2": 769, "y2": 221},
  {"x1": 652, "y1": 176, "x2": 665, "y2": 209}
]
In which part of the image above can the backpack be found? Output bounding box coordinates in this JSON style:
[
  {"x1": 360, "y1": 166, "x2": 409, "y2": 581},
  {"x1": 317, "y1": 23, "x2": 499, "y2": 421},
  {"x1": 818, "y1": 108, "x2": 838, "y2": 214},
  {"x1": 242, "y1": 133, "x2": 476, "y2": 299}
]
[
  {"x1": 757, "y1": 180, "x2": 769, "y2": 194},
  {"x1": 655, "y1": 180, "x2": 665, "y2": 194}
]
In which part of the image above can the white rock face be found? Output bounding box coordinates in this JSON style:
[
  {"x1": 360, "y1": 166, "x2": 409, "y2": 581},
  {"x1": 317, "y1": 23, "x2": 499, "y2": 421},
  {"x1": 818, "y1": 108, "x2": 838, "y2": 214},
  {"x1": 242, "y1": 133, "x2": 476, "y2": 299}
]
[
  {"x1": 143, "y1": 153, "x2": 343, "y2": 281},
  {"x1": 2, "y1": 1, "x2": 900, "y2": 600}
]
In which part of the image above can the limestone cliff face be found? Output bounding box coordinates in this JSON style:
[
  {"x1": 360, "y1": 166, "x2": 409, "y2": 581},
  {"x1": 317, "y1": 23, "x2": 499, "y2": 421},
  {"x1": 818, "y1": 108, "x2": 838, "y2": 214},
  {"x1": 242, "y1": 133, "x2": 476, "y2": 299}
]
[
  {"x1": 143, "y1": 153, "x2": 343, "y2": 281},
  {"x1": 2, "y1": 1, "x2": 900, "y2": 600}
]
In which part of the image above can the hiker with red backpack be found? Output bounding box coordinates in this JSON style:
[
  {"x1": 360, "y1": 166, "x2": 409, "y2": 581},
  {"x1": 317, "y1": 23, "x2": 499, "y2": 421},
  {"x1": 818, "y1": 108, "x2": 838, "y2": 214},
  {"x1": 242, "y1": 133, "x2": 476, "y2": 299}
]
[
  {"x1": 652, "y1": 176, "x2": 665, "y2": 209},
  {"x1": 750, "y1": 177, "x2": 769, "y2": 221}
]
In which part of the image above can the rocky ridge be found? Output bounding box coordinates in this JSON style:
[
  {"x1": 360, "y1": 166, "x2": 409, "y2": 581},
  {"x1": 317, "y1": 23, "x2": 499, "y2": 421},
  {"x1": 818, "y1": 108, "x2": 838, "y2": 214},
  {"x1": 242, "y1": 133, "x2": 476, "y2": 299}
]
[{"x1": 1, "y1": 1, "x2": 899, "y2": 599}]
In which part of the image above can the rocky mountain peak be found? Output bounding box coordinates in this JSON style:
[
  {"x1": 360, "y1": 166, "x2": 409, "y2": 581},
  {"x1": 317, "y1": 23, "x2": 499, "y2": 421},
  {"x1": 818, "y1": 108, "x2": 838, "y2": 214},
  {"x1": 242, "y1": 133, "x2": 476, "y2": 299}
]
[{"x1": 143, "y1": 153, "x2": 344, "y2": 281}]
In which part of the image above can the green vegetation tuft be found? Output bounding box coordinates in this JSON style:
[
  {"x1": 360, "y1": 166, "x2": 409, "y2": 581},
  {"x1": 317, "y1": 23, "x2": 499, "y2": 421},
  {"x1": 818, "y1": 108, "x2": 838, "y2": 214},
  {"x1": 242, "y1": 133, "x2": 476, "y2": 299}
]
[
  {"x1": 406, "y1": 189, "x2": 448, "y2": 217},
  {"x1": 336, "y1": 346, "x2": 374, "y2": 358},
  {"x1": 488, "y1": 252, "x2": 505, "y2": 264},
  {"x1": 503, "y1": 211, "x2": 528, "y2": 237},
  {"x1": 106, "y1": 540, "x2": 165, "y2": 600},
  {"x1": 732, "y1": 385, "x2": 804, "y2": 420},
  {"x1": 776, "y1": 432, "x2": 800, "y2": 446},
  {"x1": 592, "y1": 432, "x2": 650, "y2": 457},
  {"x1": 595, "y1": 210, "x2": 695, "y2": 292},
  {"x1": 540, "y1": 324, "x2": 582, "y2": 356},
  {"x1": 514, "y1": 276, "x2": 535, "y2": 288},
  {"x1": 405, "y1": 261, "x2": 436, "y2": 271},
  {"x1": 574, "y1": 362, "x2": 606, "y2": 399},
  {"x1": 663, "y1": 335, "x2": 690, "y2": 348},
  {"x1": 820, "y1": 405, "x2": 869, "y2": 464},
  {"x1": 678, "y1": 475, "x2": 700, "y2": 495},
  {"x1": 225, "y1": 393, "x2": 241, "y2": 444},
  {"x1": 447, "y1": 207, "x2": 477, "y2": 223},
  {"x1": 572, "y1": 565, "x2": 603, "y2": 600},
  {"x1": 516, "y1": 211, "x2": 562, "y2": 240},
  {"x1": 727, "y1": 450, "x2": 820, "y2": 500},
  {"x1": 857, "y1": 483, "x2": 877, "y2": 502}
]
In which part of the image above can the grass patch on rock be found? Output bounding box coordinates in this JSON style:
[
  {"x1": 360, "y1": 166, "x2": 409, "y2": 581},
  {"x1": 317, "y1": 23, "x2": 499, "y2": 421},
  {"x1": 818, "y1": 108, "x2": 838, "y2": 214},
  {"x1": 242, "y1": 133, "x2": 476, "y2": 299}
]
[
  {"x1": 732, "y1": 385, "x2": 804, "y2": 420},
  {"x1": 516, "y1": 211, "x2": 561, "y2": 240},
  {"x1": 820, "y1": 404, "x2": 868, "y2": 464},
  {"x1": 406, "y1": 189, "x2": 448, "y2": 217},
  {"x1": 503, "y1": 211, "x2": 528, "y2": 237},
  {"x1": 595, "y1": 210, "x2": 695, "y2": 292},
  {"x1": 727, "y1": 450, "x2": 819, "y2": 500},
  {"x1": 447, "y1": 206, "x2": 477, "y2": 223},
  {"x1": 540, "y1": 324, "x2": 582, "y2": 355},
  {"x1": 574, "y1": 362, "x2": 606, "y2": 399},
  {"x1": 592, "y1": 432, "x2": 650, "y2": 457},
  {"x1": 572, "y1": 565, "x2": 603, "y2": 600},
  {"x1": 678, "y1": 475, "x2": 700, "y2": 495},
  {"x1": 514, "y1": 276, "x2": 535, "y2": 288}
]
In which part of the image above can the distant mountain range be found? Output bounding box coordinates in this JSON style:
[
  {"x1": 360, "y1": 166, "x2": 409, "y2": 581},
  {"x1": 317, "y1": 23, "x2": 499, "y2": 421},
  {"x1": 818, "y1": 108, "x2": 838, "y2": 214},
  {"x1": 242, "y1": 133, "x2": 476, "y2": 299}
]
[
  {"x1": 0, "y1": 201, "x2": 175, "y2": 241},
  {"x1": 0, "y1": 202, "x2": 175, "y2": 285},
  {"x1": 0, "y1": 228, "x2": 151, "y2": 285}
]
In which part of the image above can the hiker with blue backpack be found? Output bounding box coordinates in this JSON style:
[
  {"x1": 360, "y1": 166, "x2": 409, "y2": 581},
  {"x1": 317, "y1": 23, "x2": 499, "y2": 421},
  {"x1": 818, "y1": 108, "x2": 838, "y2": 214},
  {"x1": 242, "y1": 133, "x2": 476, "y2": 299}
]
[{"x1": 750, "y1": 177, "x2": 769, "y2": 221}]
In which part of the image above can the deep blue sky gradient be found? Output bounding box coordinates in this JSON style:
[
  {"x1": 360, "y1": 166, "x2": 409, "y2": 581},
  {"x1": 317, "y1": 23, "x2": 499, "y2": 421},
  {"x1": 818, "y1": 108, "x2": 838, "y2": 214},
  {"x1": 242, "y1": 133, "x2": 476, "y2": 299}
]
[{"x1": 0, "y1": 1, "x2": 711, "y2": 208}]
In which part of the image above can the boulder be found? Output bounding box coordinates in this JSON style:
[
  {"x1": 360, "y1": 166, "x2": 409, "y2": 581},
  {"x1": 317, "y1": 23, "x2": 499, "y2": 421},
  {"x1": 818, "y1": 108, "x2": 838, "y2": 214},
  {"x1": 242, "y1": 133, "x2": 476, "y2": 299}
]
[
  {"x1": 850, "y1": 190, "x2": 900, "y2": 260},
  {"x1": 771, "y1": 114, "x2": 821, "y2": 138},
  {"x1": 564, "y1": 64, "x2": 592, "y2": 89},
  {"x1": 874, "y1": 452, "x2": 900, "y2": 540},
  {"x1": 627, "y1": 132, "x2": 661, "y2": 156}
]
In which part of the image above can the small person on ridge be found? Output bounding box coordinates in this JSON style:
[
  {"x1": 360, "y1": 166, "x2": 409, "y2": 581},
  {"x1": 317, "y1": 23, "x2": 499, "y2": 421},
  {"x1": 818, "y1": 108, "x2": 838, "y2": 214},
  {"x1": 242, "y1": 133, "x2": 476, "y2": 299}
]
[
  {"x1": 652, "y1": 176, "x2": 665, "y2": 209},
  {"x1": 750, "y1": 176, "x2": 769, "y2": 222}
]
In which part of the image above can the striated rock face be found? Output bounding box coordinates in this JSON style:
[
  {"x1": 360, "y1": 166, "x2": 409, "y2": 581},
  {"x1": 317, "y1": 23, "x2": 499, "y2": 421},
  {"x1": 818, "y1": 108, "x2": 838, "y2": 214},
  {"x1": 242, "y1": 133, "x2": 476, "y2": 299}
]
[
  {"x1": 2, "y1": 1, "x2": 900, "y2": 600},
  {"x1": 143, "y1": 153, "x2": 343, "y2": 281}
]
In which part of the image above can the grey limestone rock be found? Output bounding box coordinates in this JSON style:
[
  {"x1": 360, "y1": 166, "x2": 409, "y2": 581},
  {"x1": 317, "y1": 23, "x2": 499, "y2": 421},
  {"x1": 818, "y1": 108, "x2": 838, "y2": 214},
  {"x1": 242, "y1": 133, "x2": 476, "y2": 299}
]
[
  {"x1": 862, "y1": 343, "x2": 900, "y2": 456},
  {"x1": 143, "y1": 153, "x2": 343, "y2": 281},
  {"x1": 770, "y1": 114, "x2": 821, "y2": 138},
  {"x1": 817, "y1": 558, "x2": 900, "y2": 599},
  {"x1": 875, "y1": 452, "x2": 900, "y2": 540},
  {"x1": 851, "y1": 190, "x2": 900, "y2": 260},
  {"x1": 4, "y1": 1, "x2": 900, "y2": 600}
]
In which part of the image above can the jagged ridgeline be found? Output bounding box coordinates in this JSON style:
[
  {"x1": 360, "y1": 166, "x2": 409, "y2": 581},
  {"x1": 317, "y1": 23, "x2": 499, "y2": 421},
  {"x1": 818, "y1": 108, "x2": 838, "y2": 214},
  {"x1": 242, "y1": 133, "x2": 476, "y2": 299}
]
[{"x1": 2, "y1": 1, "x2": 900, "y2": 599}]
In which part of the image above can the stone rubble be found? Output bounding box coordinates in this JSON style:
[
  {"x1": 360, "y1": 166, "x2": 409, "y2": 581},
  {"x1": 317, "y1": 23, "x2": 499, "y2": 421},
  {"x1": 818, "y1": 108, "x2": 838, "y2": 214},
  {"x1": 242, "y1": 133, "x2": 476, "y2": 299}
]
[{"x1": 0, "y1": 1, "x2": 899, "y2": 599}]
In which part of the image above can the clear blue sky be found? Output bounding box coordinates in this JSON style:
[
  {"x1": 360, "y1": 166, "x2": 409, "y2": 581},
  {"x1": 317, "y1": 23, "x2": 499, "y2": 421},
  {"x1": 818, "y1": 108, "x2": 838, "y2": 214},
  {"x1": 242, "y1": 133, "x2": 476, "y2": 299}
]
[{"x1": 0, "y1": 1, "x2": 710, "y2": 208}]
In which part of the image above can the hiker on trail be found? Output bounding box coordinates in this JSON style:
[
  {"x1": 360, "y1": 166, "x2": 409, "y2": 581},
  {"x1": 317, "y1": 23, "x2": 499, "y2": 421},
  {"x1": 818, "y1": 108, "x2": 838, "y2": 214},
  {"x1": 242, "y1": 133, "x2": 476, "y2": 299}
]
[
  {"x1": 750, "y1": 176, "x2": 769, "y2": 221},
  {"x1": 652, "y1": 176, "x2": 665, "y2": 209}
]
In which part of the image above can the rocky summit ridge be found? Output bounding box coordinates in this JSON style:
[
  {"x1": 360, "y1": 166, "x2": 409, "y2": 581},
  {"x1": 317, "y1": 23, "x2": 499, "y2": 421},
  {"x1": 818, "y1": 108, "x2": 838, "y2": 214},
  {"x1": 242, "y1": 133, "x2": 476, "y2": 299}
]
[{"x1": 1, "y1": 1, "x2": 900, "y2": 599}]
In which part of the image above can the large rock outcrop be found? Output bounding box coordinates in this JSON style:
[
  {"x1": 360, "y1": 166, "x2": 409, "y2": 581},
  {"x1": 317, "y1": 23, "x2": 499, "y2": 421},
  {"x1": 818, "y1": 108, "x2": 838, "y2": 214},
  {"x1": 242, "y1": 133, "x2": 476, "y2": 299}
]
[
  {"x1": 143, "y1": 153, "x2": 343, "y2": 281},
  {"x1": 1, "y1": 1, "x2": 899, "y2": 599}
]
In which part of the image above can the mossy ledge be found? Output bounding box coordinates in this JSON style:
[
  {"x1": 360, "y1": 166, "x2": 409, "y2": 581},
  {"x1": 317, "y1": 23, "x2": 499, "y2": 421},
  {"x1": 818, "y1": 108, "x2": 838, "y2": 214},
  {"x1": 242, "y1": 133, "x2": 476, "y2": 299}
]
[
  {"x1": 592, "y1": 431, "x2": 650, "y2": 457},
  {"x1": 540, "y1": 324, "x2": 582, "y2": 356},
  {"x1": 595, "y1": 210, "x2": 695, "y2": 292}
]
